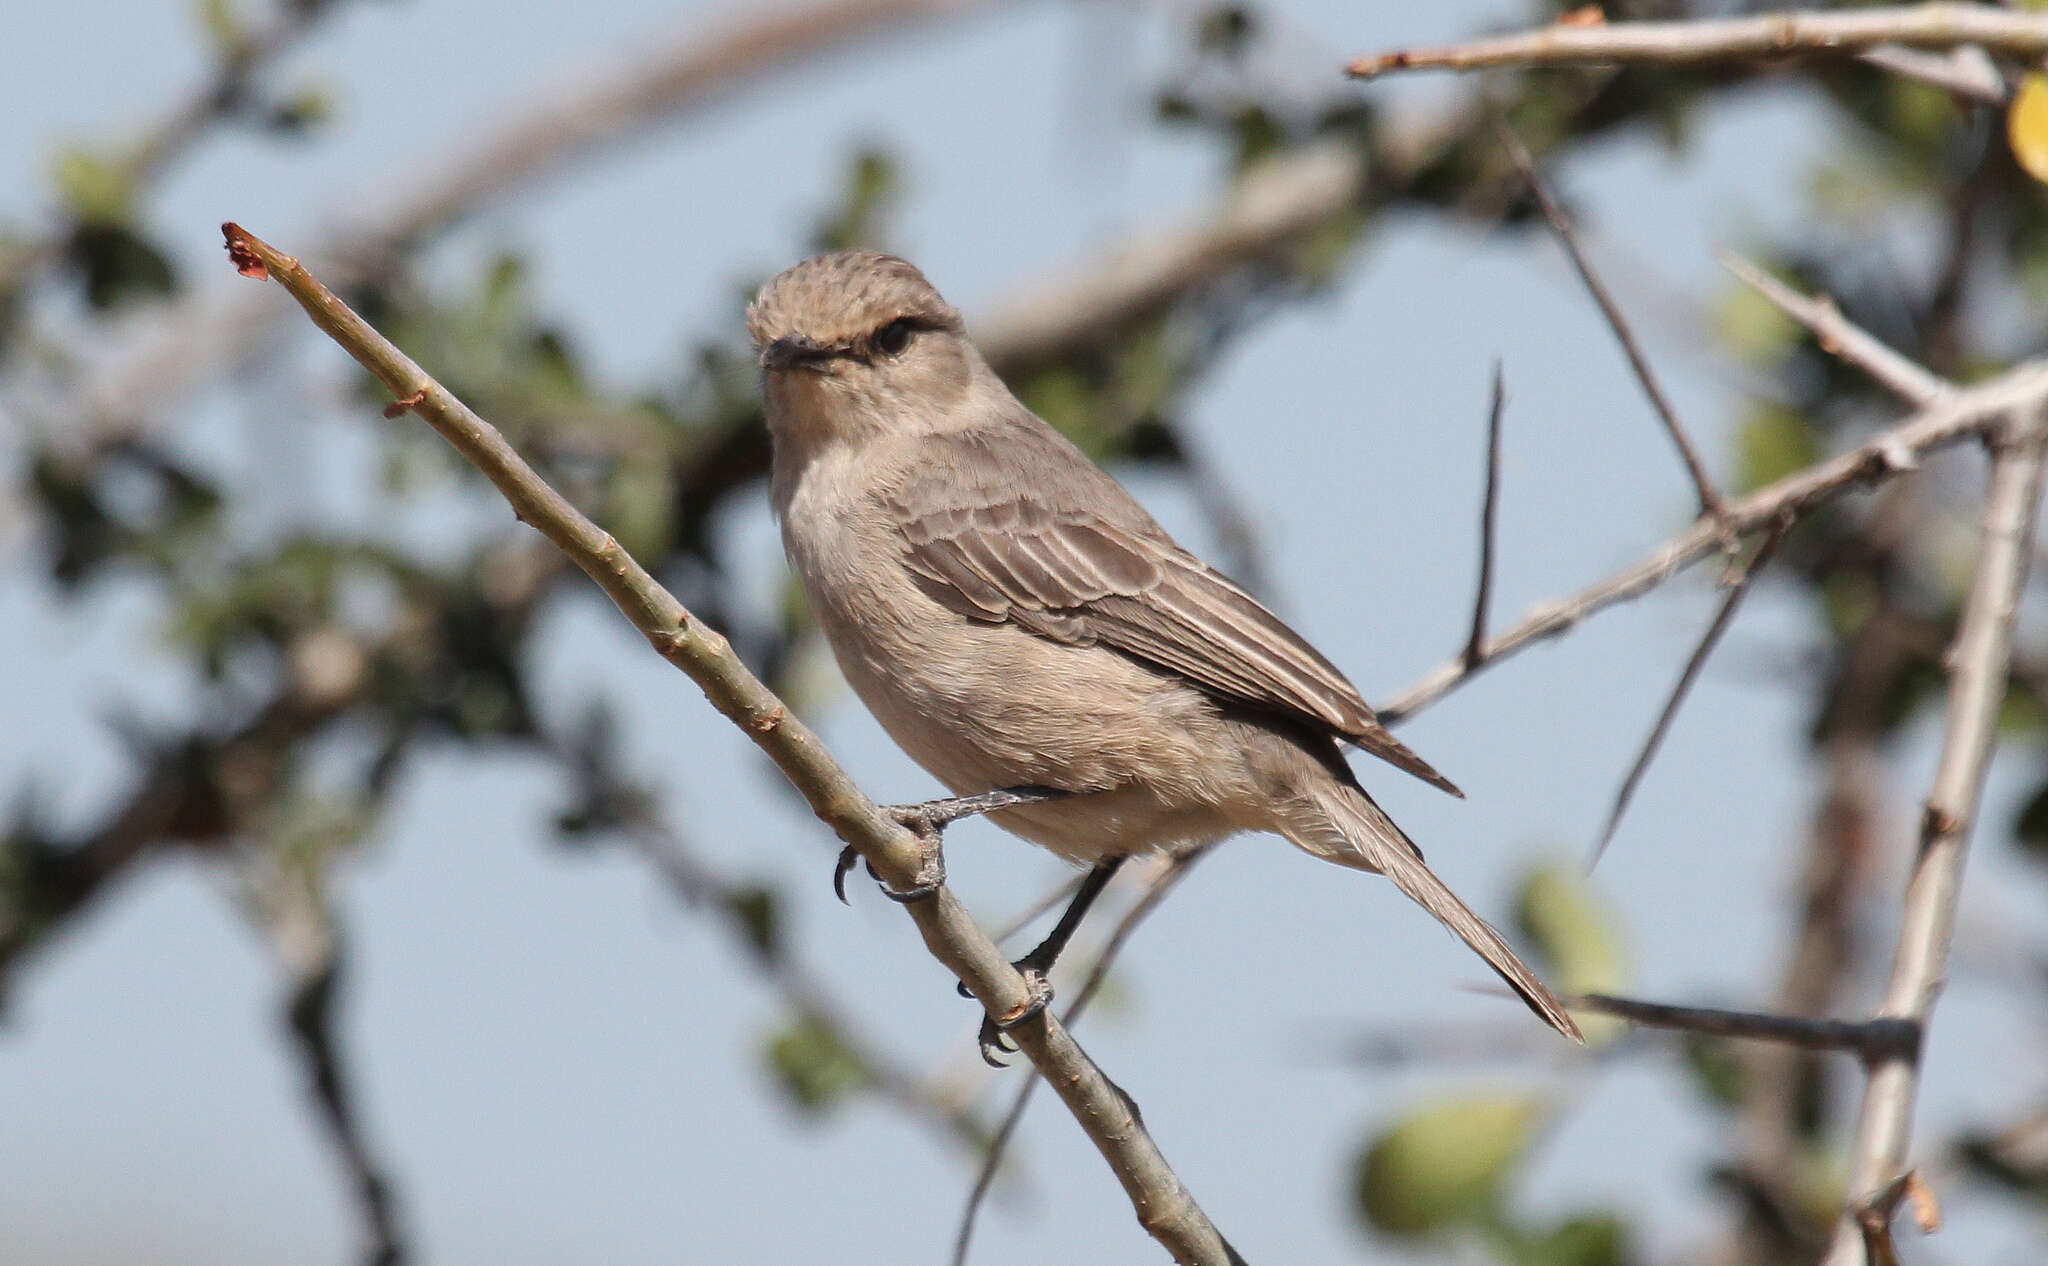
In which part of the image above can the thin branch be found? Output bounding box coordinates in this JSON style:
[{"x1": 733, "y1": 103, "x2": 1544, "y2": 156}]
[
  {"x1": 1718, "y1": 253, "x2": 1952, "y2": 408},
  {"x1": 1463, "y1": 361, "x2": 1505, "y2": 669},
  {"x1": 1590, "y1": 519, "x2": 1788, "y2": 866},
  {"x1": 1824, "y1": 405, "x2": 2048, "y2": 1264},
  {"x1": 1378, "y1": 352, "x2": 2048, "y2": 727},
  {"x1": 1348, "y1": 5, "x2": 2048, "y2": 79},
  {"x1": 953, "y1": 851, "x2": 1210, "y2": 1266},
  {"x1": 1499, "y1": 127, "x2": 1727, "y2": 524},
  {"x1": 1854, "y1": 44, "x2": 2006, "y2": 106},
  {"x1": 1574, "y1": 993, "x2": 1916, "y2": 1062},
  {"x1": 285, "y1": 950, "x2": 405, "y2": 1266},
  {"x1": 218, "y1": 225, "x2": 1237, "y2": 1266}
]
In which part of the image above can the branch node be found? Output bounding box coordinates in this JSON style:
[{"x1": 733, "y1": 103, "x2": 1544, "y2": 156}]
[{"x1": 382, "y1": 389, "x2": 427, "y2": 419}]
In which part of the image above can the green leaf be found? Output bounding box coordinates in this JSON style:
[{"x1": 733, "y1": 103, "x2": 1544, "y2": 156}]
[
  {"x1": 764, "y1": 1017, "x2": 868, "y2": 1114},
  {"x1": 52, "y1": 146, "x2": 137, "y2": 225},
  {"x1": 1356, "y1": 1094, "x2": 1545, "y2": 1235},
  {"x1": 67, "y1": 223, "x2": 177, "y2": 309},
  {"x1": 1736, "y1": 404, "x2": 1820, "y2": 494},
  {"x1": 1515, "y1": 864, "x2": 1628, "y2": 1043},
  {"x1": 2012, "y1": 777, "x2": 2048, "y2": 861},
  {"x1": 727, "y1": 885, "x2": 780, "y2": 961},
  {"x1": 1501, "y1": 1214, "x2": 1635, "y2": 1266},
  {"x1": 1678, "y1": 1034, "x2": 1746, "y2": 1109}
]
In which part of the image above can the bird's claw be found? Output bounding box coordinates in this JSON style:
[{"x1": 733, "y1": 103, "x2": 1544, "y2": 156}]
[
  {"x1": 975, "y1": 968, "x2": 1053, "y2": 1068},
  {"x1": 831, "y1": 829, "x2": 945, "y2": 905}
]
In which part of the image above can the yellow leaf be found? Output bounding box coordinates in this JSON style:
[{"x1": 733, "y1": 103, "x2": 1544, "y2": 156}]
[{"x1": 2007, "y1": 75, "x2": 2048, "y2": 185}]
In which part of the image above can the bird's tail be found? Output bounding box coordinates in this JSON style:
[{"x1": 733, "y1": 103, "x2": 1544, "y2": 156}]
[{"x1": 1286, "y1": 782, "x2": 1584, "y2": 1044}]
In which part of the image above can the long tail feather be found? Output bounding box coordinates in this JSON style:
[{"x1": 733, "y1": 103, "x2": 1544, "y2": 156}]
[{"x1": 1297, "y1": 784, "x2": 1583, "y2": 1043}]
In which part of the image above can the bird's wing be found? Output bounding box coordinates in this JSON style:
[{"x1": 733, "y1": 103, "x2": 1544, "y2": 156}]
[{"x1": 891, "y1": 468, "x2": 1459, "y2": 797}]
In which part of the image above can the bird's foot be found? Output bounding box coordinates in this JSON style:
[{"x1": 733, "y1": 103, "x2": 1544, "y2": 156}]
[
  {"x1": 832, "y1": 828, "x2": 945, "y2": 905},
  {"x1": 973, "y1": 967, "x2": 1053, "y2": 1068},
  {"x1": 831, "y1": 786, "x2": 1069, "y2": 905}
]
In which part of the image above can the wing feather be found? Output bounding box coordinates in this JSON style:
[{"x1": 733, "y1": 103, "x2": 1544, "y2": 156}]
[{"x1": 890, "y1": 480, "x2": 1460, "y2": 796}]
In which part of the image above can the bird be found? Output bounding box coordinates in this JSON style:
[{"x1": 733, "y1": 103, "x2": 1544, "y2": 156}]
[{"x1": 749, "y1": 250, "x2": 1581, "y2": 1056}]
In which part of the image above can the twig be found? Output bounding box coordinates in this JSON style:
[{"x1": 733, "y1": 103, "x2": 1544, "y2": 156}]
[
  {"x1": 218, "y1": 224, "x2": 1237, "y2": 1266},
  {"x1": 1463, "y1": 361, "x2": 1505, "y2": 669},
  {"x1": 1854, "y1": 45, "x2": 2006, "y2": 106},
  {"x1": 285, "y1": 951, "x2": 405, "y2": 1266},
  {"x1": 1823, "y1": 404, "x2": 2048, "y2": 1264},
  {"x1": 1348, "y1": 5, "x2": 2048, "y2": 79},
  {"x1": 1718, "y1": 253, "x2": 1952, "y2": 408},
  {"x1": 1379, "y1": 351, "x2": 2048, "y2": 726},
  {"x1": 1574, "y1": 993, "x2": 1916, "y2": 1062},
  {"x1": 1589, "y1": 519, "x2": 1788, "y2": 866},
  {"x1": 1498, "y1": 127, "x2": 1727, "y2": 525},
  {"x1": 953, "y1": 851, "x2": 1210, "y2": 1266}
]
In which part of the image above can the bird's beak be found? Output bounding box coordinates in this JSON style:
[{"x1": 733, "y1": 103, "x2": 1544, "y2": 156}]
[{"x1": 762, "y1": 335, "x2": 835, "y2": 373}]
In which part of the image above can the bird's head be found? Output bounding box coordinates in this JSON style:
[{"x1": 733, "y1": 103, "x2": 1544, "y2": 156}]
[{"x1": 748, "y1": 252, "x2": 976, "y2": 449}]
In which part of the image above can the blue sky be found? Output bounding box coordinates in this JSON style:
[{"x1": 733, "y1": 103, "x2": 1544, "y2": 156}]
[{"x1": 3, "y1": 2, "x2": 2046, "y2": 1264}]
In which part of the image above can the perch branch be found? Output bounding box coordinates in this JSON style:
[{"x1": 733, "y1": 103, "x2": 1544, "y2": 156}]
[
  {"x1": 217, "y1": 224, "x2": 1237, "y2": 1266},
  {"x1": 953, "y1": 851, "x2": 1210, "y2": 1266}
]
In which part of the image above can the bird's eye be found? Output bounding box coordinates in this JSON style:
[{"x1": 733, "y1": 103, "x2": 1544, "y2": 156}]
[{"x1": 874, "y1": 319, "x2": 915, "y2": 356}]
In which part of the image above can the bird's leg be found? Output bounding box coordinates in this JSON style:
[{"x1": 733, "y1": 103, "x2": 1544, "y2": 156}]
[
  {"x1": 973, "y1": 856, "x2": 1126, "y2": 1066},
  {"x1": 832, "y1": 786, "x2": 1071, "y2": 904}
]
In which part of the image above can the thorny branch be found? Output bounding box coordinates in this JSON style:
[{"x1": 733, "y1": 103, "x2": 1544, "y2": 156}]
[
  {"x1": 1348, "y1": 5, "x2": 2048, "y2": 80},
  {"x1": 1573, "y1": 992, "x2": 1917, "y2": 1062},
  {"x1": 1498, "y1": 127, "x2": 1728, "y2": 525},
  {"x1": 1823, "y1": 406, "x2": 2048, "y2": 1264},
  {"x1": 1377, "y1": 354, "x2": 2048, "y2": 724},
  {"x1": 1462, "y1": 362, "x2": 1505, "y2": 671},
  {"x1": 219, "y1": 224, "x2": 1240, "y2": 1266},
  {"x1": 1590, "y1": 519, "x2": 1786, "y2": 865}
]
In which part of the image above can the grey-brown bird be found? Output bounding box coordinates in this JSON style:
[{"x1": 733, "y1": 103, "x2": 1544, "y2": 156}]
[{"x1": 751, "y1": 251, "x2": 1581, "y2": 1051}]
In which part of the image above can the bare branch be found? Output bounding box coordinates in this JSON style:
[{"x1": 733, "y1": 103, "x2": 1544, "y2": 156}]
[
  {"x1": 285, "y1": 951, "x2": 405, "y2": 1266},
  {"x1": 1499, "y1": 128, "x2": 1727, "y2": 524},
  {"x1": 1825, "y1": 405, "x2": 2048, "y2": 1264},
  {"x1": 1378, "y1": 356, "x2": 2045, "y2": 724},
  {"x1": 1463, "y1": 361, "x2": 1505, "y2": 669},
  {"x1": 1590, "y1": 519, "x2": 1788, "y2": 866},
  {"x1": 1854, "y1": 44, "x2": 2007, "y2": 105},
  {"x1": 953, "y1": 851, "x2": 1210, "y2": 1266},
  {"x1": 1718, "y1": 253, "x2": 1953, "y2": 408},
  {"x1": 219, "y1": 225, "x2": 1237, "y2": 1266},
  {"x1": 1349, "y1": 6, "x2": 2048, "y2": 79},
  {"x1": 1574, "y1": 992, "x2": 1916, "y2": 1062}
]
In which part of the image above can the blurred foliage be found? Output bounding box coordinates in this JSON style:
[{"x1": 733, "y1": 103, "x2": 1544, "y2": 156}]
[
  {"x1": 1356, "y1": 1094, "x2": 1546, "y2": 1235},
  {"x1": 7, "y1": 2, "x2": 2048, "y2": 1263}
]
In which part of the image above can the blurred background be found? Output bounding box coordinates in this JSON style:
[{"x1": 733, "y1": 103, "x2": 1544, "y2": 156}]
[{"x1": 4, "y1": 1, "x2": 2047, "y2": 1264}]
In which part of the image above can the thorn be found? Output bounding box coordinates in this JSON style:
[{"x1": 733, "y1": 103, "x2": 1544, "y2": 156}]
[{"x1": 382, "y1": 389, "x2": 427, "y2": 419}]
